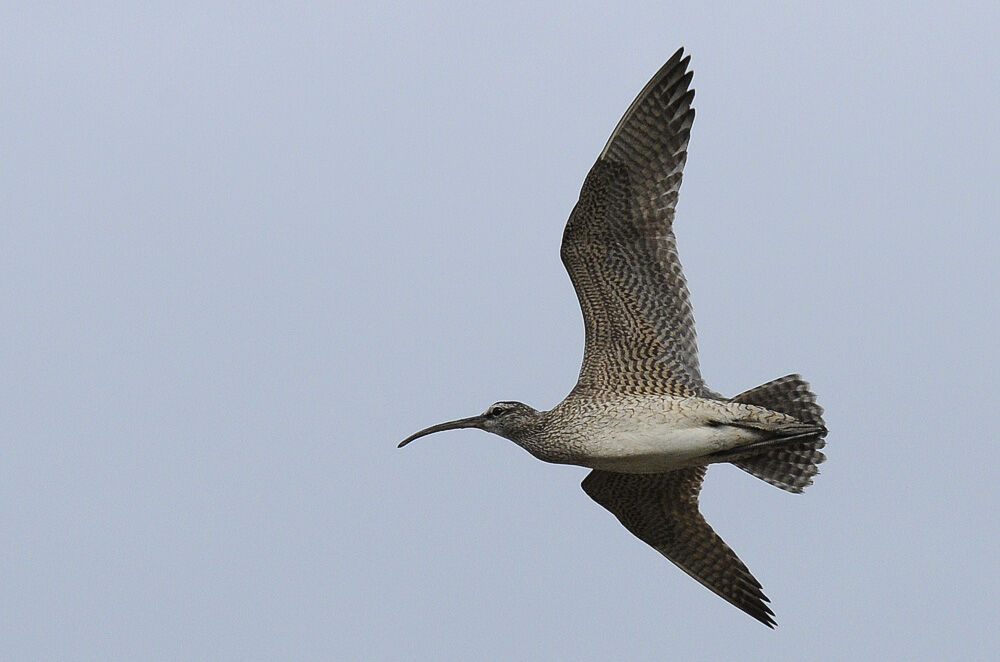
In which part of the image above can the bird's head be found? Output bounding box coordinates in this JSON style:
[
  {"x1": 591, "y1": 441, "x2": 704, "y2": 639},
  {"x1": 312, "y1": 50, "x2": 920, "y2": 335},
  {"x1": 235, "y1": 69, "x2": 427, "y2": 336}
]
[{"x1": 398, "y1": 401, "x2": 540, "y2": 448}]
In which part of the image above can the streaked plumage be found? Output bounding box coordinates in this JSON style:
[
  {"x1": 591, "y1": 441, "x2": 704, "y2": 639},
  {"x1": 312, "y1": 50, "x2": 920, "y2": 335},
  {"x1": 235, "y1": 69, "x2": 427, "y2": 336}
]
[{"x1": 399, "y1": 49, "x2": 827, "y2": 627}]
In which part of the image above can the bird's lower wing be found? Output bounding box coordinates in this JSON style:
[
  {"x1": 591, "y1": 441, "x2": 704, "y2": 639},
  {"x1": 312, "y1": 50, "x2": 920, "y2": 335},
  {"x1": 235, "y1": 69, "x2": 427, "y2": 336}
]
[{"x1": 581, "y1": 467, "x2": 776, "y2": 627}]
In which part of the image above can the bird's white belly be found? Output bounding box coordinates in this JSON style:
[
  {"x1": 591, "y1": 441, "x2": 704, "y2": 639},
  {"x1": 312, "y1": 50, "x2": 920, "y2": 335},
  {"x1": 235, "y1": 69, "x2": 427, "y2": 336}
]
[{"x1": 582, "y1": 419, "x2": 758, "y2": 473}]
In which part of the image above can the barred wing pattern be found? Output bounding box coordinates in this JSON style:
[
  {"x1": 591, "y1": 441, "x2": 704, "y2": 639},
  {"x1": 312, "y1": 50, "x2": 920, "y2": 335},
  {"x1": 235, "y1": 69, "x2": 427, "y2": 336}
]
[
  {"x1": 561, "y1": 49, "x2": 701, "y2": 397},
  {"x1": 582, "y1": 467, "x2": 776, "y2": 627}
]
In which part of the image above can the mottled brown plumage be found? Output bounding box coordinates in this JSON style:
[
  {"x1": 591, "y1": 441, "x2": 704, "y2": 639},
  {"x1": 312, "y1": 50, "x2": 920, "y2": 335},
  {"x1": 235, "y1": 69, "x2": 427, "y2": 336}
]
[
  {"x1": 730, "y1": 375, "x2": 827, "y2": 493},
  {"x1": 562, "y1": 49, "x2": 701, "y2": 398},
  {"x1": 400, "y1": 48, "x2": 827, "y2": 628},
  {"x1": 582, "y1": 467, "x2": 776, "y2": 627}
]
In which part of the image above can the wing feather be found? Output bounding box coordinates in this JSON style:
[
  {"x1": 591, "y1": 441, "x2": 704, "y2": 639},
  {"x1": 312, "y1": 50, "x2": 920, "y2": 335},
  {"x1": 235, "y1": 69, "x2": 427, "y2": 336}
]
[
  {"x1": 582, "y1": 467, "x2": 776, "y2": 627},
  {"x1": 562, "y1": 48, "x2": 702, "y2": 396}
]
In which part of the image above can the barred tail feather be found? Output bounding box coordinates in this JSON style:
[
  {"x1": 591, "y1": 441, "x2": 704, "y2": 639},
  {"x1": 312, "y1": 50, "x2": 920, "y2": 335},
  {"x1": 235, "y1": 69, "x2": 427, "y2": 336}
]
[{"x1": 730, "y1": 374, "x2": 827, "y2": 493}]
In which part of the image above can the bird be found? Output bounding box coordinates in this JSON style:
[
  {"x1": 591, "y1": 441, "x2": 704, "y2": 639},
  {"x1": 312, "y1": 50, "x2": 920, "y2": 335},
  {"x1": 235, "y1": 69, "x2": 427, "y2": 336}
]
[{"x1": 398, "y1": 48, "x2": 827, "y2": 628}]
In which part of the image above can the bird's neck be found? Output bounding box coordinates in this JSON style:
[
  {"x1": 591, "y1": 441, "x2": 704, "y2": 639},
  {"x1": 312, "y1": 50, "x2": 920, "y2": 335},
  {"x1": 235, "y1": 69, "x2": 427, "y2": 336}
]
[{"x1": 507, "y1": 411, "x2": 580, "y2": 466}]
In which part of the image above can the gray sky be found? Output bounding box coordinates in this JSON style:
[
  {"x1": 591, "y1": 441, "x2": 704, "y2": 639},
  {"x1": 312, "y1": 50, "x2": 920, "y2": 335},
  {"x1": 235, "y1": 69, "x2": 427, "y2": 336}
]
[{"x1": 3, "y1": 2, "x2": 998, "y2": 660}]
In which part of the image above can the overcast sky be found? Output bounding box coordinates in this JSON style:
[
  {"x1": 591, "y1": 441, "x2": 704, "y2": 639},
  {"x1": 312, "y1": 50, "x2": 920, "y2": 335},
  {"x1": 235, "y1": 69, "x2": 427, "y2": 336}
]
[{"x1": 3, "y1": 2, "x2": 999, "y2": 660}]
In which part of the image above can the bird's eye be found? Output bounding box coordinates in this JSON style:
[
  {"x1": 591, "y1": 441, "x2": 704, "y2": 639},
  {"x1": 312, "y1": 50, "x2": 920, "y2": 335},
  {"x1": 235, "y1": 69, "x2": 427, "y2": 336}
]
[{"x1": 489, "y1": 406, "x2": 505, "y2": 417}]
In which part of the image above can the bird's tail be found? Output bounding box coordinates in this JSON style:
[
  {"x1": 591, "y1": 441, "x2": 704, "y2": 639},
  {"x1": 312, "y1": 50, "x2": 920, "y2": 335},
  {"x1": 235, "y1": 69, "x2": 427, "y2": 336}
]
[{"x1": 729, "y1": 374, "x2": 827, "y2": 493}]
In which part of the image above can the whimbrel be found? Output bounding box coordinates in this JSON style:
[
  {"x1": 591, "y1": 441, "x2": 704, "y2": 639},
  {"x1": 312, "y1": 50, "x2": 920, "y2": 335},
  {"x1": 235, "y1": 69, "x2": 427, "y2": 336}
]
[{"x1": 399, "y1": 49, "x2": 827, "y2": 627}]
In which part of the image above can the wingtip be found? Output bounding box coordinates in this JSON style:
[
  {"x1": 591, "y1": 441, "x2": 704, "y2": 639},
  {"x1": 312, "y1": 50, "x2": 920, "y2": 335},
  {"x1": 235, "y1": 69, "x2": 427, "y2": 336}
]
[
  {"x1": 663, "y1": 48, "x2": 692, "y2": 82},
  {"x1": 752, "y1": 599, "x2": 778, "y2": 628},
  {"x1": 598, "y1": 48, "x2": 696, "y2": 161}
]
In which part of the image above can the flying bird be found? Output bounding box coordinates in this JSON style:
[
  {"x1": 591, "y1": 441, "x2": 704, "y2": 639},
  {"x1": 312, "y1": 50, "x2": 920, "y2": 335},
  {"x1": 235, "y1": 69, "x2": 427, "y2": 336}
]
[{"x1": 399, "y1": 48, "x2": 827, "y2": 627}]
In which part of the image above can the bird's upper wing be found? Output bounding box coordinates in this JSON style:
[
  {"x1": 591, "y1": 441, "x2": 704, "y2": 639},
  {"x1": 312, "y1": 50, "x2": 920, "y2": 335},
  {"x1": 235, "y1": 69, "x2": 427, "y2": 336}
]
[
  {"x1": 561, "y1": 49, "x2": 702, "y2": 397},
  {"x1": 581, "y1": 467, "x2": 776, "y2": 627}
]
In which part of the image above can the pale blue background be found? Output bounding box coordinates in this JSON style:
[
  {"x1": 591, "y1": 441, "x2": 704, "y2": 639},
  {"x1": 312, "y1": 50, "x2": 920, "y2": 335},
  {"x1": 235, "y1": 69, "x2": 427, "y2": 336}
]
[{"x1": 3, "y1": 2, "x2": 998, "y2": 660}]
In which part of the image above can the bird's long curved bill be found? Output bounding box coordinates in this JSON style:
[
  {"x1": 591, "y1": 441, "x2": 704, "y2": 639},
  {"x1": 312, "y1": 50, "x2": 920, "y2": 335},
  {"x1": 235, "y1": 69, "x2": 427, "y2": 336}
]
[{"x1": 398, "y1": 416, "x2": 483, "y2": 448}]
